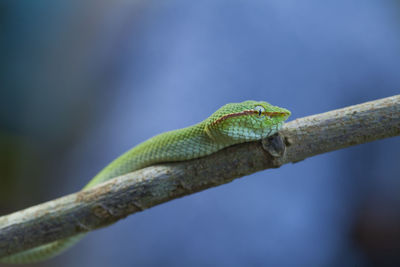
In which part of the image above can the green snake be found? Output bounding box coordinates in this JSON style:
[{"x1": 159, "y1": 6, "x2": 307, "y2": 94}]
[{"x1": 1, "y1": 100, "x2": 290, "y2": 264}]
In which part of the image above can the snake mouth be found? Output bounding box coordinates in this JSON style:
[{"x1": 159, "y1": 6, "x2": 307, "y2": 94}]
[
  {"x1": 271, "y1": 109, "x2": 291, "y2": 121},
  {"x1": 266, "y1": 111, "x2": 290, "y2": 118},
  {"x1": 211, "y1": 110, "x2": 290, "y2": 126}
]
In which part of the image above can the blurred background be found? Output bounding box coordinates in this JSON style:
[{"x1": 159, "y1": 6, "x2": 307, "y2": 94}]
[{"x1": 1, "y1": 1, "x2": 400, "y2": 266}]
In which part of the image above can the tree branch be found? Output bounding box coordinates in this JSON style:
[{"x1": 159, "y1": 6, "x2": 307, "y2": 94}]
[{"x1": 1, "y1": 95, "x2": 399, "y2": 258}]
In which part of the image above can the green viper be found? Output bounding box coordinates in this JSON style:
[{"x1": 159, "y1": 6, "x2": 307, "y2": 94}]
[{"x1": 1, "y1": 100, "x2": 291, "y2": 264}]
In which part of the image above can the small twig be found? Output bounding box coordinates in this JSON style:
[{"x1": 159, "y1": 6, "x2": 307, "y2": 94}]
[{"x1": 0, "y1": 95, "x2": 399, "y2": 258}]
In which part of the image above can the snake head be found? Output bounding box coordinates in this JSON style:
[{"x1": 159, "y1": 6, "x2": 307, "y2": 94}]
[{"x1": 204, "y1": 100, "x2": 291, "y2": 143}]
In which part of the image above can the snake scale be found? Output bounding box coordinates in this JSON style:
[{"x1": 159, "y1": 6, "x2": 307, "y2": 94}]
[{"x1": 1, "y1": 100, "x2": 291, "y2": 264}]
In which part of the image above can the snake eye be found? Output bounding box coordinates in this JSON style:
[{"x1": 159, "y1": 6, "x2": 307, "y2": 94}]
[{"x1": 254, "y1": 105, "x2": 265, "y2": 117}]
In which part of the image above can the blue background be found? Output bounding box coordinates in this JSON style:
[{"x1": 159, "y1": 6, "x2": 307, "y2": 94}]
[{"x1": 1, "y1": 1, "x2": 399, "y2": 266}]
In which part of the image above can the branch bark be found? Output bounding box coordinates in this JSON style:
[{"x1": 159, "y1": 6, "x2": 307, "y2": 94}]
[{"x1": 1, "y1": 95, "x2": 399, "y2": 258}]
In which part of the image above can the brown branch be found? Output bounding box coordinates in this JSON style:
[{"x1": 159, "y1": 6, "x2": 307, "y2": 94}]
[{"x1": 1, "y1": 95, "x2": 399, "y2": 258}]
